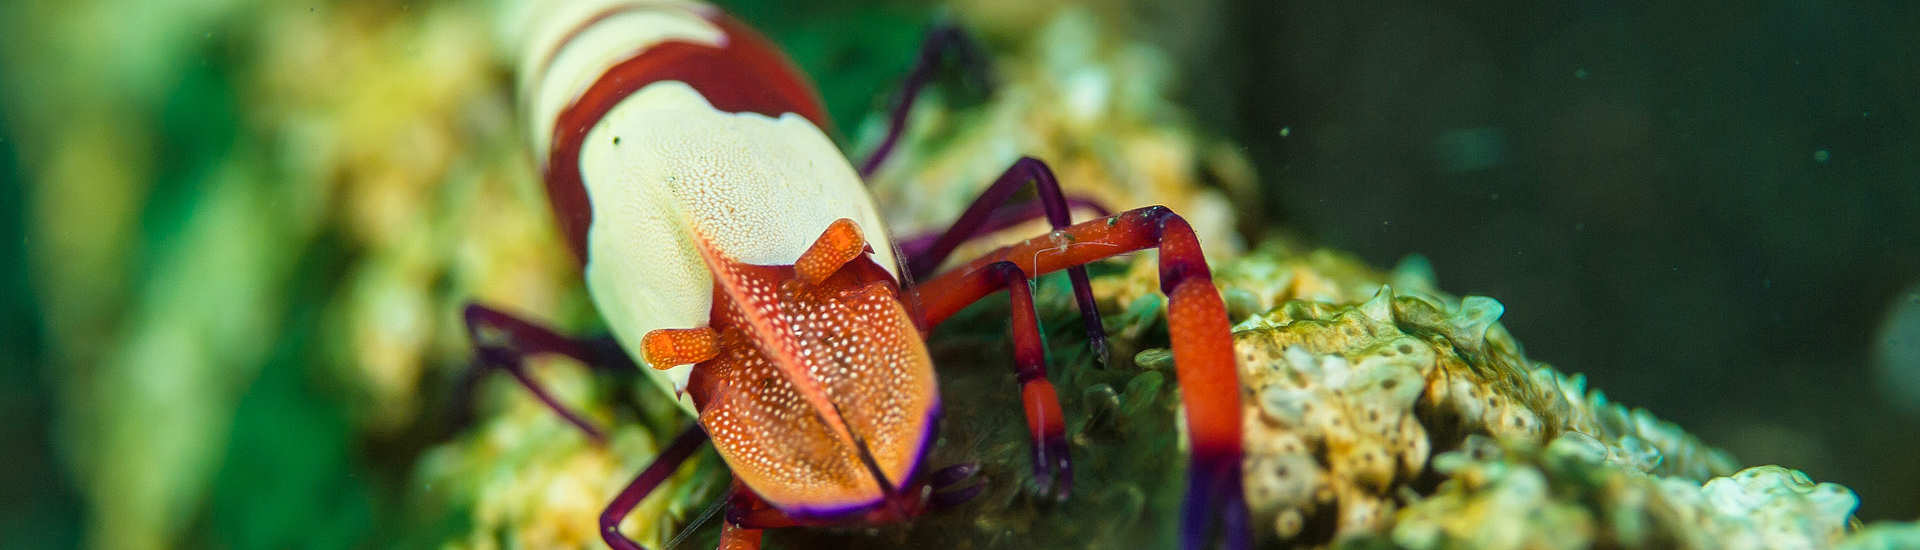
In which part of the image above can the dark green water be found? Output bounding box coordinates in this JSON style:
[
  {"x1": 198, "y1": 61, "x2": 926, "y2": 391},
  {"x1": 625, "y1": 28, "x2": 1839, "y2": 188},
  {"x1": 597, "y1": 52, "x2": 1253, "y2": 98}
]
[{"x1": 1182, "y1": 0, "x2": 1919, "y2": 520}]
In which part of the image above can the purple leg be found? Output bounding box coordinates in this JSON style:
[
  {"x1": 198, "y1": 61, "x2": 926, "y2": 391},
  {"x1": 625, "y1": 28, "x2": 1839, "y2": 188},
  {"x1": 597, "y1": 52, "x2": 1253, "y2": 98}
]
[
  {"x1": 976, "y1": 196, "x2": 1113, "y2": 234},
  {"x1": 894, "y1": 195, "x2": 1112, "y2": 260},
  {"x1": 600, "y1": 425, "x2": 710, "y2": 550},
  {"x1": 926, "y1": 463, "x2": 985, "y2": 508},
  {"x1": 929, "y1": 462, "x2": 981, "y2": 488},
  {"x1": 910, "y1": 261, "x2": 1073, "y2": 501},
  {"x1": 1182, "y1": 457, "x2": 1251, "y2": 550},
  {"x1": 908, "y1": 157, "x2": 1111, "y2": 366},
  {"x1": 929, "y1": 482, "x2": 987, "y2": 509},
  {"x1": 860, "y1": 24, "x2": 991, "y2": 177},
  {"x1": 463, "y1": 303, "x2": 633, "y2": 444}
]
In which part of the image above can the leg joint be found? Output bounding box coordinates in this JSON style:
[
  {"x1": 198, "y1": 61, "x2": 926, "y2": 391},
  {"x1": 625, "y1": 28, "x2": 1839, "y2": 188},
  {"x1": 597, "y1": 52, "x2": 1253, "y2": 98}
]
[
  {"x1": 985, "y1": 260, "x2": 1028, "y2": 285},
  {"x1": 1151, "y1": 210, "x2": 1213, "y2": 295}
]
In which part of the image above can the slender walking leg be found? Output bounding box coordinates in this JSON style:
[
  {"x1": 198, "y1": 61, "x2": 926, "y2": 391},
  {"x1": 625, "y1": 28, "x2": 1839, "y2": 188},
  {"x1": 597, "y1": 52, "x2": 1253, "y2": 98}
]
[
  {"x1": 600, "y1": 425, "x2": 711, "y2": 550},
  {"x1": 926, "y1": 462, "x2": 986, "y2": 508},
  {"x1": 894, "y1": 196, "x2": 1111, "y2": 260},
  {"x1": 909, "y1": 261, "x2": 1073, "y2": 500},
  {"x1": 914, "y1": 206, "x2": 1250, "y2": 550},
  {"x1": 462, "y1": 304, "x2": 633, "y2": 443},
  {"x1": 860, "y1": 24, "x2": 991, "y2": 177},
  {"x1": 908, "y1": 157, "x2": 1110, "y2": 365}
]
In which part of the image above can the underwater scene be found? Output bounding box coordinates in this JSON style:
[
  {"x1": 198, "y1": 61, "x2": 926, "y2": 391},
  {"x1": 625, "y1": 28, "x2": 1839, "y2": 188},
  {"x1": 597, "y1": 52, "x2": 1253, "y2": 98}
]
[{"x1": 3, "y1": 0, "x2": 1918, "y2": 548}]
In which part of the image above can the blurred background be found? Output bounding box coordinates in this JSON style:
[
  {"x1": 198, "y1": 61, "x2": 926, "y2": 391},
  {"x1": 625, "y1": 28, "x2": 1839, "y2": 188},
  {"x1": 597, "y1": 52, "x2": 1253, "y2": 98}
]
[{"x1": 1, "y1": 0, "x2": 1915, "y2": 548}]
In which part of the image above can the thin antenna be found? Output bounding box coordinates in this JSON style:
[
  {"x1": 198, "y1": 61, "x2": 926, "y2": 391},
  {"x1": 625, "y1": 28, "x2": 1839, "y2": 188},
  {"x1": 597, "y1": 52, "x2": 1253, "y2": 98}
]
[
  {"x1": 664, "y1": 493, "x2": 729, "y2": 550},
  {"x1": 884, "y1": 226, "x2": 931, "y2": 333}
]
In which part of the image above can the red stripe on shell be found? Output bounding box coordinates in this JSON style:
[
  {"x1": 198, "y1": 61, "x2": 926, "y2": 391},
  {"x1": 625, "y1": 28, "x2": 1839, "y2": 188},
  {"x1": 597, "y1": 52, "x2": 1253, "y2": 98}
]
[{"x1": 543, "y1": 10, "x2": 830, "y2": 262}]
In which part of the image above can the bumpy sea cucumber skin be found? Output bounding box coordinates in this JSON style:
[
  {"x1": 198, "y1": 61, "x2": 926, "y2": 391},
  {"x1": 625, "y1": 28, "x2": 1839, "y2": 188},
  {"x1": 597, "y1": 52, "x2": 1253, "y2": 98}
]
[{"x1": 1178, "y1": 240, "x2": 1891, "y2": 548}]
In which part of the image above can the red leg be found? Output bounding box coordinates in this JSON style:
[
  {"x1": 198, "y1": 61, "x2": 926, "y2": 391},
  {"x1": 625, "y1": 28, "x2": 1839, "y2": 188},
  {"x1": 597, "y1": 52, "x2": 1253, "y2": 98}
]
[
  {"x1": 600, "y1": 425, "x2": 710, "y2": 550},
  {"x1": 915, "y1": 206, "x2": 1249, "y2": 550},
  {"x1": 907, "y1": 157, "x2": 1111, "y2": 366},
  {"x1": 909, "y1": 261, "x2": 1072, "y2": 500},
  {"x1": 860, "y1": 24, "x2": 991, "y2": 177},
  {"x1": 462, "y1": 303, "x2": 632, "y2": 443}
]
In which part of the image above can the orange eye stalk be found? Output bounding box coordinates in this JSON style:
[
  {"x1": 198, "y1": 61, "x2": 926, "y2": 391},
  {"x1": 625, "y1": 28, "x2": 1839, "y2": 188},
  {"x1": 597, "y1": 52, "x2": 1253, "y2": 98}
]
[
  {"x1": 642, "y1": 327, "x2": 720, "y2": 368},
  {"x1": 796, "y1": 218, "x2": 870, "y2": 286}
]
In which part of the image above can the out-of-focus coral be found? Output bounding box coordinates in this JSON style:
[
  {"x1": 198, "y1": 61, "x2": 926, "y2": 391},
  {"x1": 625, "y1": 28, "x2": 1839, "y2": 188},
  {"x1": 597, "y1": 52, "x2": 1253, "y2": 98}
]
[
  {"x1": 5, "y1": 0, "x2": 589, "y2": 546},
  {"x1": 248, "y1": 1, "x2": 587, "y2": 433},
  {"x1": 860, "y1": 7, "x2": 1254, "y2": 265},
  {"x1": 413, "y1": 363, "x2": 724, "y2": 550},
  {"x1": 3, "y1": 0, "x2": 333, "y2": 546},
  {"x1": 1837, "y1": 522, "x2": 1920, "y2": 550},
  {"x1": 1387, "y1": 437, "x2": 1857, "y2": 550}
]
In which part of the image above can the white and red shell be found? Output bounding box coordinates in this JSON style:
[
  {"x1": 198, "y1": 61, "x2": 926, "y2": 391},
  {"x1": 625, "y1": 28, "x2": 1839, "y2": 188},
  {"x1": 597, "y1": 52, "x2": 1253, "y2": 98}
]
[
  {"x1": 515, "y1": 0, "x2": 934, "y2": 517},
  {"x1": 518, "y1": 0, "x2": 902, "y2": 401}
]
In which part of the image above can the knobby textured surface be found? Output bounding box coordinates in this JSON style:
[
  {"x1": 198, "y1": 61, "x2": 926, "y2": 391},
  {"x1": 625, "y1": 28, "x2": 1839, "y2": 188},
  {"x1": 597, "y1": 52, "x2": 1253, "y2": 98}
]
[{"x1": 1195, "y1": 240, "x2": 1858, "y2": 547}]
